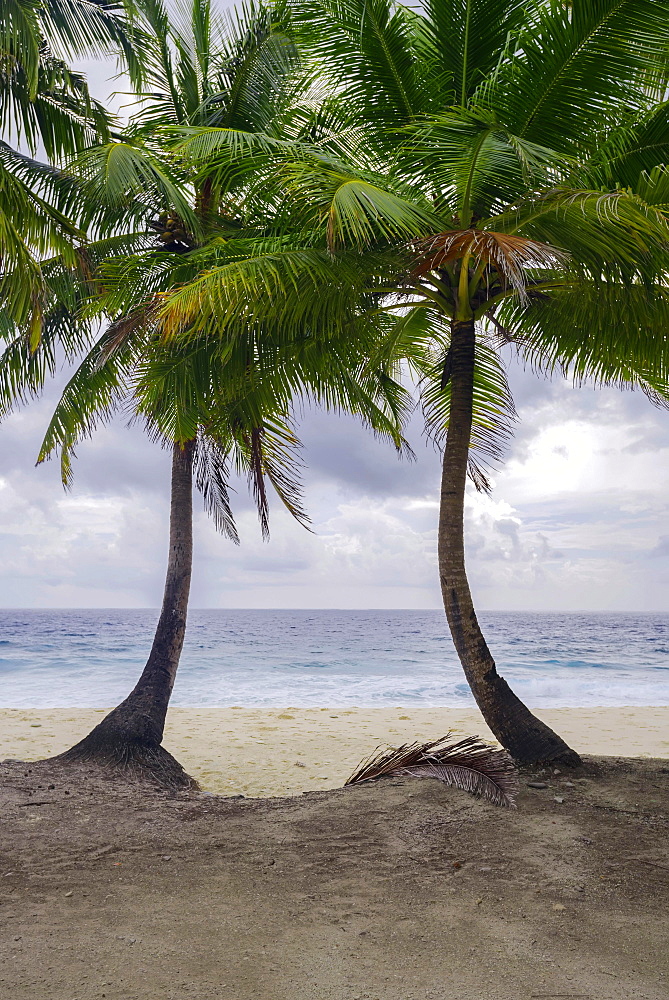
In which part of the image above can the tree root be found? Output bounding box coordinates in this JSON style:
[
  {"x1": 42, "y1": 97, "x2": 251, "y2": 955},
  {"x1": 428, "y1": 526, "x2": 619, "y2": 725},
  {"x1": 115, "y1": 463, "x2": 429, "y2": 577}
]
[
  {"x1": 512, "y1": 745, "x2": 582, "y2": 769},
  {"x1": 54, "y1": 738, "x2": 198, "y2": 791},
  {"x1": 543, "y1": 748, "x2": 582, "y2": 769}
]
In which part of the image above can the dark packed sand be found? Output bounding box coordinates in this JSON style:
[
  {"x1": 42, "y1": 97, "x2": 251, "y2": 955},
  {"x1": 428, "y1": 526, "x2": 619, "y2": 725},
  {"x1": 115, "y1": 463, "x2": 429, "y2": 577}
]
[{"x1": 0, "y1": 755, "x2": 668, "y2": 999}]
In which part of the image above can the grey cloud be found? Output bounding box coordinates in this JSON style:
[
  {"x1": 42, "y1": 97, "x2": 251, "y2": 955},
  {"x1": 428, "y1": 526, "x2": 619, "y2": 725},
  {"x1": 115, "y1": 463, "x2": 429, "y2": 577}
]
[
  {"x1": 622, "y1": 425, "x2": 669, "y2": 455},
  {"x1": 298, "y1": 406, "x2": 440, "y2": 499},
  {"x1": 505, "y1": 358, "x2": 669, "y2": 460},
  {"x1": 649, "y1": 536, "x2": 669, "y2": 559}
]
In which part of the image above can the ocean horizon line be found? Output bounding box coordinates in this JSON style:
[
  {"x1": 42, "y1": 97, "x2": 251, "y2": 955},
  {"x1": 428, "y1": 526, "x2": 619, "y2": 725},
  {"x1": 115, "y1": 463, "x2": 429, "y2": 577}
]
[{"x1": 1, "y1": 606, "x2": 667, "y2": 615}]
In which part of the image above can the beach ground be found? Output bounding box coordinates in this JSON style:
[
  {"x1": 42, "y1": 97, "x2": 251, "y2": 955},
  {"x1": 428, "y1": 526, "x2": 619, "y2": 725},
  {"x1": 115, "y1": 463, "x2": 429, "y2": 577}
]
[
  {"x1": 0, "y1": 751, "x2": 668, "y2": 1000},
  {"x1": 1, "y1": 705, "x2": 668, "y2": 795}
]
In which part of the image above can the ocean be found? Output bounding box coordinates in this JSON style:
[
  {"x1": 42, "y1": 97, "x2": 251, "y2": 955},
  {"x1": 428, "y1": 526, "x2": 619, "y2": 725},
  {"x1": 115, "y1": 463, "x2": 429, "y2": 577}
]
[{"x1": 0, "y1": 609, "x2": 667, "y2": 709}]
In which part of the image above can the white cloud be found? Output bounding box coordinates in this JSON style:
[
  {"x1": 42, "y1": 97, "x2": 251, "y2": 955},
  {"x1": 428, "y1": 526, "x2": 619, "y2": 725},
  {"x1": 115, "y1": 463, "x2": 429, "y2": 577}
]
[{"x1": 1, "y1": 368, "x2": 669, "y2": 610}]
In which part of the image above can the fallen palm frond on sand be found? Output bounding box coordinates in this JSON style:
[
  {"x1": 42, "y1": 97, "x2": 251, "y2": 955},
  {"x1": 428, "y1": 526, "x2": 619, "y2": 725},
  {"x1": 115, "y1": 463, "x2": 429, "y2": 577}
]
[{"x1": 346, "y1": 734, "x2": 519, "y2": 808}]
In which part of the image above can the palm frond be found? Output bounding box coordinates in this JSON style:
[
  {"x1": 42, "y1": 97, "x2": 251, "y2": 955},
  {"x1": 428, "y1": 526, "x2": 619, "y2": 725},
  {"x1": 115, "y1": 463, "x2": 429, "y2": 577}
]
[
  {"x1": 232, "y1": 416, "x2": 309, "y2": 537},
  {"x1": 490, "y1": 187, "x2": 669, "y2": 282},
  {"x1": 1, "y1": 22, "x2": 116, "y2": 158},
  {"x1": 292, "y1": 0, "x2": 426, "y2": 128},
  {"x1": 497, "y1": 0, "x2": 669, "y2": 154},
  {"x1": 71, "y1": 141, "x2": 199, "y2": 235},
  {"x1": 1, "y1": 0, "x2": 42, "y2": 99},
  {"x1": 578, "y1": 102, "x2": 669, "y2": 191},
  {"x1": 0, "y1": 283, "x2": 93, "y2": 419},
  {"x1": 419, "y1": 335, "x2": 516, "y2": 491},
  {"x1": 346, "y1": 733, "x2": 518, "y2": 808},
  {"x1": 422, "y1": 0, "x2": 527, "y2": 107},
  {"x1": 206, "y1": 0, "x2": 302, "y2": 132},
  {"x1": 194, "y1": 433, "x2": 240, "y2": 542},
  {"x1": 400, "y1": 109, "x2": 570, "y2": 221},
  {"x1": 40, "y1": 0, "x2": 145, "y2": 85},
  {"x1": 502, "y1": 280, "x2": 669, "y2": 405},
  {"x1": 37, "y1": 325, "x2": 145, "y2": 485},
  {"x1": 155, "y1": 240, "x2": 379, "y2": 339}
]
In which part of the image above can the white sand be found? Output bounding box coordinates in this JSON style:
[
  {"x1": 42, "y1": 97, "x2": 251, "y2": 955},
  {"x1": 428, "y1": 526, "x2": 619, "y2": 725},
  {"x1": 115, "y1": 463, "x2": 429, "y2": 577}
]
[{"x1": 1, "y1": 706, "x2": 667, "y2": 797}]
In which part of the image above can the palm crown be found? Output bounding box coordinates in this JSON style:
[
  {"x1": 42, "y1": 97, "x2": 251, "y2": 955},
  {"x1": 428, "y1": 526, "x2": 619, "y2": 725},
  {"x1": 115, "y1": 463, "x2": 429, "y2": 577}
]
[
  {"x1": 2, "y1": 0, "x2": 411, "y2": 538},
  {"x1": 165, "y1": 0, "x2": 669, "y2": 477}
]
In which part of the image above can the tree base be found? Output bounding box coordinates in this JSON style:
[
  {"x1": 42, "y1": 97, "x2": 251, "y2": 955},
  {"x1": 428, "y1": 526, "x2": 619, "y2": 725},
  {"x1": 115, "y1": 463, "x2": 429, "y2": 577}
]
[
  {"x1": 541, "y1": 747, "x2": 581, "y2": 768},
  {"x1": 500, "y1": 718, "x2": 582, "y2": 768},
  {"x1": 55, "y1": 732, "x2": 198, "y2": 791},
  {"x1": 512, "y1": 745, "x2": 582, "y2": 768}
]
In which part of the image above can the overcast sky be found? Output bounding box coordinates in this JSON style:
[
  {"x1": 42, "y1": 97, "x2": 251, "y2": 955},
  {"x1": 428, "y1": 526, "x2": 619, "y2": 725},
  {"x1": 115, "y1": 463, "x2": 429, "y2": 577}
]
[
  {"x1": 2, "y1": 358, "x2": 668, "y2": 610},
  {"x1": 2, "y1": 54, "x2": 668, "y2": 611}
]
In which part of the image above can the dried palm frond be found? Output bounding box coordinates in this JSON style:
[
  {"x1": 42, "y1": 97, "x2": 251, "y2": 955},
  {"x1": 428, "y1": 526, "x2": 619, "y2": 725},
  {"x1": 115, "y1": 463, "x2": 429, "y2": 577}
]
[
  {"x1": 346, "y1": 733, "x2": 518, "y2": 808},
  {"x1": 411, "y1": 230, "x2": 567, "y2": 302}
]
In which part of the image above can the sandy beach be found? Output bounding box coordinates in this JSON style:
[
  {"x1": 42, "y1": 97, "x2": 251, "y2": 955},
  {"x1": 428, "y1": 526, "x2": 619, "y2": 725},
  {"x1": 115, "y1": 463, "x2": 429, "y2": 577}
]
[
  {"x1": 1, "y1": 705, "x2": 667, "y2": 795},
  {"x1": 2, "y1": 751, "x2": 668, "y2": 999}
]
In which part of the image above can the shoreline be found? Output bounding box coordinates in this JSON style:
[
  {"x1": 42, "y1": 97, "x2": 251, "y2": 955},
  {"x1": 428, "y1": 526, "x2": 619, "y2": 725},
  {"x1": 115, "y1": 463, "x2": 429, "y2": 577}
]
[{"x1": 1, "y1": 705, "x2": 668, "y2": 796}]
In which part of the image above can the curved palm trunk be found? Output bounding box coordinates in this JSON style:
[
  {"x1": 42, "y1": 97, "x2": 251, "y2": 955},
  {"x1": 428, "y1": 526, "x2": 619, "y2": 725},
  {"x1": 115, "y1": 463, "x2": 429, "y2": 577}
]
[
  {"x1": 58, "y1": 440, "x2": 197, "y2": 787},
  {"x1": 439, "y1": 319, "x2": 580, "y2": 767}
]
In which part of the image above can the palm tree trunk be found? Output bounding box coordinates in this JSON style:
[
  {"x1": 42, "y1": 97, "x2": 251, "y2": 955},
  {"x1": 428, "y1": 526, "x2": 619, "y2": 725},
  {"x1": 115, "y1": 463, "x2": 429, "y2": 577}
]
[
  {"x1": 439, "y1": 318, "x2": 580, "y2": 767},
  {"x1": 58, "y1": 440, "x2": 197, "y2": 787}
]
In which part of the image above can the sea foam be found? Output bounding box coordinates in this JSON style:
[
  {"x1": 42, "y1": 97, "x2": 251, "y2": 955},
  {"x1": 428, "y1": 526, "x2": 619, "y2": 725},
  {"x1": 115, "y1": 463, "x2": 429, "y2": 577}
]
[{"x1": 0, "y1": 609, "x2": 667, "y2": 708}]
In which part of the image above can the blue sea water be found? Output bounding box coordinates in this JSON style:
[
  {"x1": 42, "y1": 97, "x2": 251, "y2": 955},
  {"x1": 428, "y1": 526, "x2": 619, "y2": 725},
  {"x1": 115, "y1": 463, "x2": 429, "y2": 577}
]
[{"x1": 0, "y1": 609, "x2": 667, "y2": 709}]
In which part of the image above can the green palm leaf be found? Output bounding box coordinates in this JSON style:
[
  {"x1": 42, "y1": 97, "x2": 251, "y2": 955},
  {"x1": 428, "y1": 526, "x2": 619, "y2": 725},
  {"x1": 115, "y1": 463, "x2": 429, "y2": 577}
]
[
  {"x1": 497, "y1": 0, "x2": 669, "y2": 154},
  {"x1": 421, "y1": 0, "x2": 526, "y2": 107},
  {"x1": 293, "y1": 0, "x2": 425, "y2": 125}
]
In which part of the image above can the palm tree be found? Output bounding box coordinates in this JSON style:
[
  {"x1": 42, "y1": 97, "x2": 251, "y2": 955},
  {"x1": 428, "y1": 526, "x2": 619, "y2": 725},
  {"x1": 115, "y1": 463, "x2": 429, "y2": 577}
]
[
  {"x1": 31, "y1": 278, "x2": 405, "y2": 784},
  {"x1": 167, "y1": 0, "x2": 669, "y2": 765},
  {"x1": 37, "y1": 328, "x2": 333, "y2": 785},
  {"x1": 0, "y1": 0, "x2": 411, "y2": 784}
]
